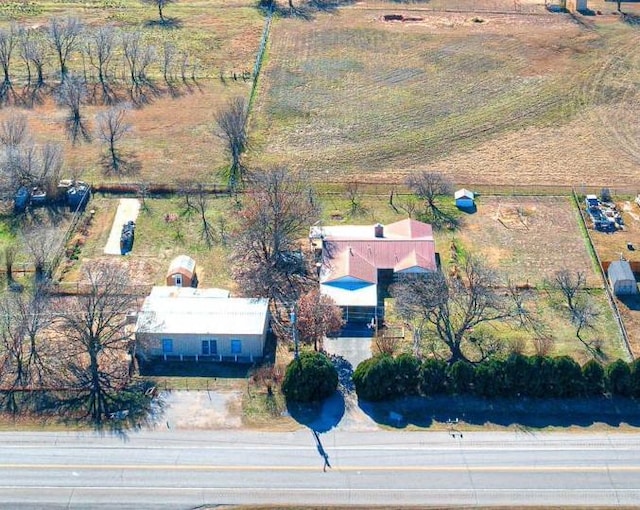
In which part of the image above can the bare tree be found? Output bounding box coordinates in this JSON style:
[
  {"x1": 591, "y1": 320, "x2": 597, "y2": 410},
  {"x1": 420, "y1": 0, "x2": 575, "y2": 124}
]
[
  {"x1": 38, "y1": 142, "x2": 64, "y2": 197},
  {"x1": 96, "y1": 105, "x2": 132, "y2": 174},
  {"x1": 4, "y1": 244, "x2": 16, "y2": 281},
  {"x1": 140, "y1": 0, "x2": 179, "y2": 23},
  {"x1": 389, "y1": 188, "x2": 419, "y2": 218},
  {"x1": 392, "y1": 256, "x2": 513, "y2": 362},
  {"x1": 52, "y1": 261, "x2": 139, "y2": 426},
  {"x1": 20, "y1": 29, "x2": 47, "y2": 87},
  {"x1": 86, "y1": 25, "x2": 116, "y2": 104},
  {"x1": 0, "y1": 289, "x2": 52, "y2": 413},
  {"x1": 0, "y1": 111, "x2": 28, "y2": 148},
  {"x1": 232, "y1": 167, "x2": 320, "y2": 313},
  {"x1": 121, "y1": 32, "x2": 156, "y2": 104},
  {"x1": 553, "y1": 268, "x2": 586, "y2": 313},
  {"x1": 23, "y1": 227, "x2": 58, "y2": 282},
  {"x1": 406, "y1": 171, "x2": 454, "y2": 227},
  {"x1": 48, "y1": 17, "x2": 83, "y2": 81},
  {"x1": 194, "y1": 184, "x2": 215, "y2": 247},
  {"x1": 162, "y1": 41, "x2": 177, "y2": 91},
  {"x1": 295, "y1": 289, "x2": 343, "y2": 351},
  {"x1": 0, "y1": 24, "x2": 17, "y2": 103},
  {"x1": 215, "y1": 97, "x2": 249, "y2": 192},
  {"x1": 56, "y1": 73, "x2": 90, "y2": 144},
  {"x1": 345, "y1": 182, "x2": 365, "y2": 217}
]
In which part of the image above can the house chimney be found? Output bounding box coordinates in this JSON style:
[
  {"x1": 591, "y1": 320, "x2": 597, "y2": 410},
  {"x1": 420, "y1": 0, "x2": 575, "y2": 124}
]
[{"x1": 374, "y1": 223, "x2": 384, "y2": 238}]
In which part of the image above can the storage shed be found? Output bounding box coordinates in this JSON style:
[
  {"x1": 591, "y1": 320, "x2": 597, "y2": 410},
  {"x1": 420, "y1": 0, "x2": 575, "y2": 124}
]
[
  {"x1": 454, "y1": 189, "x2": 475, "y2": 209},
  {"x1": 166, "y1": 255, "x2": 198, "y2": 288},
  {"x1": 608, "y1": 260, "x2": 638, "y2": 296}
]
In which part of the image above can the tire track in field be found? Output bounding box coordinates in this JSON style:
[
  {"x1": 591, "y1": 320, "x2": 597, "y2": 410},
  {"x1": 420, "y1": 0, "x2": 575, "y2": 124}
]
[{"x1": 576, "y1": 30, "x2": 640, "y2": 165}]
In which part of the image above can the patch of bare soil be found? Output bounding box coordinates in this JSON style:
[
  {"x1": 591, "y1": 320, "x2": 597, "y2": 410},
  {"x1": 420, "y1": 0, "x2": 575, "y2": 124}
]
[{"x1": 161, "y1": 390, "x2": 243, "y2": 430}]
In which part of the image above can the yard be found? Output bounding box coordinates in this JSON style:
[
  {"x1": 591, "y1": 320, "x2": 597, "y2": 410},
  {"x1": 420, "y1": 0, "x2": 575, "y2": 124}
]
[
  {"x1": 586, "y1": 195, "x2": 640, "y2": 357},
  {"x1": 249, "y1": 2, "x2": 640, "y2": 187},
  {"x1": 430, "y1": 195, "x2": 629, "y2": 364},
  {"x1": 57, "y1": 195, "x2": 237, "y2": 290}
]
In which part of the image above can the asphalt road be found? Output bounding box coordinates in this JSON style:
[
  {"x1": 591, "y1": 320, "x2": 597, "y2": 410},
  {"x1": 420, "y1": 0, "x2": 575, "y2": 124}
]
[{"x1": 2, "y1": 430, "x2": 640, "y2": 509}]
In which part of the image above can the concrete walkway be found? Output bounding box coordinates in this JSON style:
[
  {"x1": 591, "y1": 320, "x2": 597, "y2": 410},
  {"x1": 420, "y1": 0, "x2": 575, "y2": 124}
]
[{"x1": 104, "y1": 198, "x2": 141, "y2": 255}]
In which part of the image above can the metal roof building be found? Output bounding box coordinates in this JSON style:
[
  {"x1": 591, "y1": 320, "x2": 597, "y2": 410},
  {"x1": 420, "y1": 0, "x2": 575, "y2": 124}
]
[{"x1": 135, "y1": 286, "x2": 269, "y2": 362}]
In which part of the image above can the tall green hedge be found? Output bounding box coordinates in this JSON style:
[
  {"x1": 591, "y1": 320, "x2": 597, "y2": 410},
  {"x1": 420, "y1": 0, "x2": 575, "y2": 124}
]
[{"x1": 353, "y1": 353, "x2": 640, "y2": 402}]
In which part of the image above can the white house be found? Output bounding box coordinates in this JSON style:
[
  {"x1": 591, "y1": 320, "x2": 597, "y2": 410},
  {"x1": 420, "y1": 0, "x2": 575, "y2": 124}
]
[
  {"x1": 454, "y1": 189, "x2": 475, "y2": 209},
  {"x1": 135, "y1": 286, "x2": 269, "y2": 362}
]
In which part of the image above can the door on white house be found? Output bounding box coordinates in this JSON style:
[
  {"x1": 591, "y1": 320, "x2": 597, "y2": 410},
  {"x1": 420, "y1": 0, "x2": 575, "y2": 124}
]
[
  {"x1": 173, "y1": 274, "x2": 182, "y2": 287},
  {"x1": 201, "y1": 339, "x2": 218, "y2": 356}
]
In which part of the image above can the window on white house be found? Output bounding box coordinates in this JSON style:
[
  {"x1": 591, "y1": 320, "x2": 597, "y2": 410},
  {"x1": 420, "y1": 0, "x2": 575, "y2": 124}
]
[
  {"x1": 231, "y1": 339, "x2": 241, "y2": 354},
  {"x1": 201, "y1": 340, "x2": 218, "y2": 355},
  {"x1": 174, "y1": 274, "x2": 182, "y2": 287},
  {"x1": 162, "y1": 338, "x2": 173, "y2": 353}
]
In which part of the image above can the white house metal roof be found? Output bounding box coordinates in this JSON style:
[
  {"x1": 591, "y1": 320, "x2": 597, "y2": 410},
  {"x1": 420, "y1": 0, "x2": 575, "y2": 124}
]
[
  {"x1": 454, "y1": 188, "x2": 474, "y2": 200},
  {"x1": 320, "y1": 281, "x2": 378, "y2": 307},
  {"x1": 136, "y1": 287, "x2": 268, "y2": 336}
]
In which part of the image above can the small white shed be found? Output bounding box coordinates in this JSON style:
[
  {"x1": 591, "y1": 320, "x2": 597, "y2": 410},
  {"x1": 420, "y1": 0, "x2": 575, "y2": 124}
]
[
  {"x1": 608, "y1": 260, "x2": 638, "y2": 296},
  {"x1": 454, "y1": 189, "x2": 475, "y2": 209}
]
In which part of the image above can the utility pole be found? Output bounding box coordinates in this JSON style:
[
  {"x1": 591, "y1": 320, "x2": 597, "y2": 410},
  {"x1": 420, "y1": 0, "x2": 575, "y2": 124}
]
[{"x1": 290, "y1": 305, "x2": 299, "y2": 360}]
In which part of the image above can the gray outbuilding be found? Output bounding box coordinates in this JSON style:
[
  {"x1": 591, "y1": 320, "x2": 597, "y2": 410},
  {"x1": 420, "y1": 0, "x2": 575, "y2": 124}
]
[{"x1": 608, "y1": 260, "x2": 638, "y2": 296}]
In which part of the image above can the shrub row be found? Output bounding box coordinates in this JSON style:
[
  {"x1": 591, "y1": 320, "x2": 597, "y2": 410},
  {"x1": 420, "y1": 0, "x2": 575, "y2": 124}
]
[{"x1": 353, "y1": 354, "x2": 640, "y2": 402}]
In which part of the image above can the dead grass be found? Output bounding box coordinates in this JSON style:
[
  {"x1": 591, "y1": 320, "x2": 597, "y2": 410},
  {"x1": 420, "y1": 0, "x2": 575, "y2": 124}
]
[
  {"x1": 249, "y1": 4, "x2": 640, "y2": 187},
  {"x1": 452, "y1": 196, "x2": 600, "y2": 285},
  {"x1": 0, "y1": 0, "x2": 264, "y2": 185}
]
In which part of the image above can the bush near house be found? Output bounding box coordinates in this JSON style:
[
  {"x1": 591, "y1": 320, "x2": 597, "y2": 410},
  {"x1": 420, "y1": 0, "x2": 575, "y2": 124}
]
[
  {"x1": 353, "y1": 354, "x2": 640, "y2": 402},
  {"x1": 281, "y1": 351, "x2": 338, "y2": 403}
]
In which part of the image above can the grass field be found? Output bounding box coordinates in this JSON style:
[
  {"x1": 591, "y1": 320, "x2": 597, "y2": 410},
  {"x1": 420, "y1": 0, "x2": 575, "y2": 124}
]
[
  {"x1": 249, "y1": 2, "x2": 640, "y2": 187},
  {"x1": 59, "y1": 195, "x2": 239, "y2": 289}
]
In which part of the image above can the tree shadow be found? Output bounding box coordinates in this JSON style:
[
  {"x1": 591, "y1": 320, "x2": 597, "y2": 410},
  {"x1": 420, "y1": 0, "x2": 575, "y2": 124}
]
[
  {"x1": 144, "y1": 18, "x2": 183, "y2": 29},
  {"x1": 100, "y1": 151, "x2": 142, "y2": 177},
  {"x1": 358, "y1": 395, "x2": 640, "y2": 429},
  {"x1": 287, "y1": 391, "x2": 345, "y2": 433},
  {"x1": 618, "y1": 294, "x2": 640, "y2": 312}
]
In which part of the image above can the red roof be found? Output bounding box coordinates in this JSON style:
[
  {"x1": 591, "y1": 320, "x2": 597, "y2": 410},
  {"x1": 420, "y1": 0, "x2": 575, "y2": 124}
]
[
  {"x1": 320, "y1": 219, "x2": 437, "y2": 283},
  {"x1": 384, "y1": 218, "x2": 433, "y2": 240}
]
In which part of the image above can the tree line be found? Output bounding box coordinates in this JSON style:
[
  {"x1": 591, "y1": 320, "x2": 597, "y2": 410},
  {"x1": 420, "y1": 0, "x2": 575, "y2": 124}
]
[
  {"x1": 0, "y1": 16, "x2": 199, "y2": 109},
  {"x1": 0, "y1": 261, "x2": 155, "y2": 428},
  {"x1": 352, "y1": 353, "x2": 640, "y2": 402}
]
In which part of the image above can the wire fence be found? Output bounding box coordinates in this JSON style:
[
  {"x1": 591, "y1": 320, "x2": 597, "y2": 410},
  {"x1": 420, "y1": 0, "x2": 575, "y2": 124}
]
[
  {"x1": 90, "y1": 181, "x2": 640, "y2": 198},
  {"x1": 571, "y1": 190, "x2": 633, "y2": 360}
]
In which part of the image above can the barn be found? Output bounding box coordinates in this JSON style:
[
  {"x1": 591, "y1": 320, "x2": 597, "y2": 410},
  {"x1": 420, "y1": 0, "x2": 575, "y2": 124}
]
[
  {"x1": 166, "y1": 255, "x2": 198, "y2": 288},
  {"x1": 454, "y1": 189, "x2": 475, "y2": 209},
  {"x1": 608, "y1": 260, "x2": 638, "y2": 296}
]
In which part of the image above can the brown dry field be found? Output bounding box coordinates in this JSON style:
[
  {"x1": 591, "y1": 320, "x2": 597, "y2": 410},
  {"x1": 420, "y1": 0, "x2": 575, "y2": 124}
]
[
  {"x1": 0, "y1": 0, "x2": 263, "y2": 185},
  {"x1": 250, "y1": 0, "x2": 640, "y2": 187},
  {"x1": 453, "y1": 196, "x2": 599, "y2": 285}
]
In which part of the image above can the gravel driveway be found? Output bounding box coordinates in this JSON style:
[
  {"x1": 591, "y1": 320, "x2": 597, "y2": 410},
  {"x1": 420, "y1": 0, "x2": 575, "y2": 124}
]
[{"x1": 104, "y1": 198, "x2": 141, "y2": 255}]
